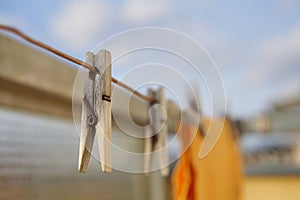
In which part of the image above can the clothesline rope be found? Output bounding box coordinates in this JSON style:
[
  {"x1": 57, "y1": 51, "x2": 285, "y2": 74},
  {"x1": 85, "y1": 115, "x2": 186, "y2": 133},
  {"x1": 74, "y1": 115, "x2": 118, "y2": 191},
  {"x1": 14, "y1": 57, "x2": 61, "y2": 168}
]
[{"x1": 0, "y1": 24, "x2": 154, "y2": 103}]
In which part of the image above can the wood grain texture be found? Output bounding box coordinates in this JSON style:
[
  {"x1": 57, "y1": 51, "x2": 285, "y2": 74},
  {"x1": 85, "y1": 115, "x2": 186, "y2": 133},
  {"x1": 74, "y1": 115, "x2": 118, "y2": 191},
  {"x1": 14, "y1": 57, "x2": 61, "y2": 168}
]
[
  {"x1": 95, "y1": 50, "x2": 112, "y2": 173},
  {"x1": 78, "y1": 52, "x2": 96, "y2": 173},
  {"x1": 143, "y1": 125, "x2": 152, "y2": 174}
]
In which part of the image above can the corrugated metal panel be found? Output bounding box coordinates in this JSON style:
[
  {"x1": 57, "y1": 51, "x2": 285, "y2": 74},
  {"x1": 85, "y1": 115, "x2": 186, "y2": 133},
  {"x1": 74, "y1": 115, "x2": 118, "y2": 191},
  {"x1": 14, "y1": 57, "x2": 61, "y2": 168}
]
[{"x1": 0, "y1": 108, "x2": 147, "y2": 200}]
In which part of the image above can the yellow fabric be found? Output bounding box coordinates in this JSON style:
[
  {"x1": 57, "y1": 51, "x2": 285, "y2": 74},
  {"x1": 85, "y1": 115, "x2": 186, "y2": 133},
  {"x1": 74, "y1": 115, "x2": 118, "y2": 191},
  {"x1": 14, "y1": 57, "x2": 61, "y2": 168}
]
[{"x1": 171, "y1": 118, "x2": 243, "y2": 200}]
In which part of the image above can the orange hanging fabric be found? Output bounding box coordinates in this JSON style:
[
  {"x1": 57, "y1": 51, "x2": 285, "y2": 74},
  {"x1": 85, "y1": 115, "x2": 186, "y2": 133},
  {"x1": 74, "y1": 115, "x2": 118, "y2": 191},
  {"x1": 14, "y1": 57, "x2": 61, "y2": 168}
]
[
  {"x1": 171, "y1": 118, "x2": 243, "y2": 200},
  {"x1": 171, "y1": 124, "x2": 196, "y2": 199}
]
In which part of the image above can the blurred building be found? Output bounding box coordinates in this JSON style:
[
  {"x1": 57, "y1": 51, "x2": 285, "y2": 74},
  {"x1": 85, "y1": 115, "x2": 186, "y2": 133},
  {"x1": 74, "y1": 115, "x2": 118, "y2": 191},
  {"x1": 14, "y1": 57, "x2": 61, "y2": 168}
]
[{"x1": 240, "y1": 94, "x2": 300, "y2": 200}]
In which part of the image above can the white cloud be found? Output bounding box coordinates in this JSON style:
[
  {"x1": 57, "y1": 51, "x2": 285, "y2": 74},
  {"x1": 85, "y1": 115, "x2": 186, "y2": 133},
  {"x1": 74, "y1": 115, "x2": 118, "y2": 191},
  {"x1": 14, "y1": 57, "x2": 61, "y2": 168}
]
[
  {"x1": 49, "y1": 0, "x2": 110, "y2": 49},
  {"x1": 122, "y1": 0, "x2": 169, "y2": 23},
  {"x1": 262, "y1": 26, "x2": 300, "y2": 69},
  {"x1": 233, "y1": 25, "x2": 300, "y2": 116},
  {"x1": 245, "y1": 25, "x2": 300, "y2": 88}
]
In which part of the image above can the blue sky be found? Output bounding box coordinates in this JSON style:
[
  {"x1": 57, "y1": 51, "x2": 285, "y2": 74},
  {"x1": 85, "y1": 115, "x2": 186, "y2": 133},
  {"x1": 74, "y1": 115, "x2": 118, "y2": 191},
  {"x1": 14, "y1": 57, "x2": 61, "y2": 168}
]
[{"x1": 1, "y1": 0, "x2": 299, "y2": 118}]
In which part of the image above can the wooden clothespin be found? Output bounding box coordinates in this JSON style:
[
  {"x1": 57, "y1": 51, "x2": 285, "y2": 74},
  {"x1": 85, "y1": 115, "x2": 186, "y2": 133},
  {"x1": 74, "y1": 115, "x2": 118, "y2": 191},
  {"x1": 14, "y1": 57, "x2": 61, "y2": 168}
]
[
  {"x1": 78, "y1": 50, "x2": 112, "y2": 173},
  {"x1": 144, "y1": 87, "x2": 169, "y2": 176}
]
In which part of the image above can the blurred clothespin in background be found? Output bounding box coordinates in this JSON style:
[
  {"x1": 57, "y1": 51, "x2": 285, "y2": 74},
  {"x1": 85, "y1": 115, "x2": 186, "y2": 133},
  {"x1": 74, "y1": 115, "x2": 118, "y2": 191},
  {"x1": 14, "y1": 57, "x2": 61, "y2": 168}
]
[
  {"x1": 78, "y1": 50, "x2": 112, "y2": 173},
  {"x1": 144, "y1": 87, "x2": 169, "y2": 176}
]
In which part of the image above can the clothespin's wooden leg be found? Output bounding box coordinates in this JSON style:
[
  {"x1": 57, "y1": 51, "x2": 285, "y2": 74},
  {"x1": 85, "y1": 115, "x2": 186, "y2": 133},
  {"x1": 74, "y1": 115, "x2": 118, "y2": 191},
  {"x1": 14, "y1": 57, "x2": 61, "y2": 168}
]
[
  {"x1": 144, "y1": 88, "x2": 169, "y2": 176},
  {"x1": 144, "y1": 125, "x2": 152, "y2": 174},
  {"x1": 144, "y1": 89, "x2": 157, "y2": 174},
  {"x1": 157, "y1": 87, "x2": 169, "y2": 176},
  {"x1": 78, "y1": 52, "x2": 96, "y2": 173},
  {"x1": 95, "y1": 50, "x2": 112, "y2": 173}
]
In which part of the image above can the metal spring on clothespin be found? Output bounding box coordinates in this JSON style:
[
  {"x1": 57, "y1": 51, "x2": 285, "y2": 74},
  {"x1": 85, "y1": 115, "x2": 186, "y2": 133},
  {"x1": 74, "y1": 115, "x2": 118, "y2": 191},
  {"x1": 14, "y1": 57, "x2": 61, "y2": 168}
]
[
  {"x1": 144, "y1": 87, "x2": 169, "y2": 176},
  {"x1": 78, "y1": 50, "x2": 112, "y2": 173}
]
